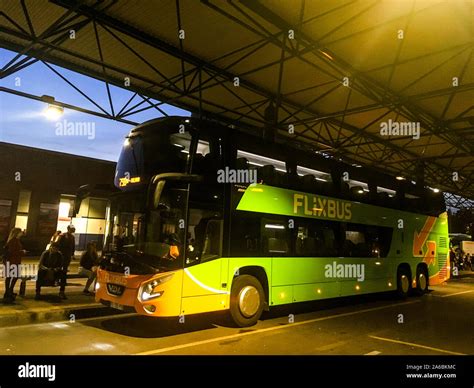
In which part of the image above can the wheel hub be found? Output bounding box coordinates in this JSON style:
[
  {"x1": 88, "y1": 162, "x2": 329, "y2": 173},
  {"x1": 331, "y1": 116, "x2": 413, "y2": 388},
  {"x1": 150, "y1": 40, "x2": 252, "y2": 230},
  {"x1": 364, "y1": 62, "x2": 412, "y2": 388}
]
[
  {"x1": 401, "y1": 275, "x2": 409, "y2": 293},
  {"x1": 418, "y1": 273, "x2": 426, "y2": 290},
  {"x1": 238, "y1": 285, "x2": 260, "y2": 318}
]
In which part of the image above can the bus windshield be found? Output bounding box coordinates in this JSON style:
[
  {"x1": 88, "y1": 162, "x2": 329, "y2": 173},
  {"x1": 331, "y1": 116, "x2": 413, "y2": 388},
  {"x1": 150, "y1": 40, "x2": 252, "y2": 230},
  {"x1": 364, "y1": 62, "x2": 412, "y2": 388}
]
[
  {"x1": 115, "y1": 131, "x2": 192, "y2": 190},
  {"x1": 108, "y1": 181, "x2": 187, "y2": 270}
]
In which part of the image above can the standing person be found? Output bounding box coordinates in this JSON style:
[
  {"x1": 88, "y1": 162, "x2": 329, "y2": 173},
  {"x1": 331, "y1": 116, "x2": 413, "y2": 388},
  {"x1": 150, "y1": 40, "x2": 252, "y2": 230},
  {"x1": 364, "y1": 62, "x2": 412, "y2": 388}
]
[
  {"x1": 35, "y1": 242, "x2": 67, "y2": 300},
  {"x1": 46, "y1": 230, "x2": 62, "y2": 250},
  {"x1": 79, "y1": 242, "x2": 99, "y2": 295},
  {"x1": 464, "y1": 253, "x2": 471, "y2": 271},
  {"x1": 2, "y1": 227, "x2": 26, "y2": 303},
  {"x1": 58, "y1": 225, "x2": 76, "y2": 272},
  {"x1": 113, "y1": 225, "x2": 125, "y2": 251},
  {"x1": 449, "y1": 247, "x2": 456, "y2": 275}
]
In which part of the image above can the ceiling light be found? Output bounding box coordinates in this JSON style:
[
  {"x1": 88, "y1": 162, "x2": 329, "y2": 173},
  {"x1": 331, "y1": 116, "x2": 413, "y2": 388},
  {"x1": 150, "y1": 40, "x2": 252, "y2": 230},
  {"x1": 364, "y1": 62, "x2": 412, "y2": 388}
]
[{"x1": 44, "y1": 104, "x2": 64, "y2": 120}]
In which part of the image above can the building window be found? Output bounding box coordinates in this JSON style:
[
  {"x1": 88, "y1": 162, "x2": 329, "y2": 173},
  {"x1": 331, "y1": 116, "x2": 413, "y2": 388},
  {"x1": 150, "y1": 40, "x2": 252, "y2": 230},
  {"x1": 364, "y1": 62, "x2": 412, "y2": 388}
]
[
  {"x1": 15, "y1": 190, "x2": 31, "y2": 231},
  {"x1": 15, "y1": 215, "x2": 28, "y2": 231},
  {"x1": 88, "y1": 199, "x2": 107, "y2": 219}
]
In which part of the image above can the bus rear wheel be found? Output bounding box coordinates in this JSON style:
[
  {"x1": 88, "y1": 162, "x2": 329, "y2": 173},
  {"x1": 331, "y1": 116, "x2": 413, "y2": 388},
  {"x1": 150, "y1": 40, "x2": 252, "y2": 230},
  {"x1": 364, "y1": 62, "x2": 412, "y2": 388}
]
[
  {"x1": 396, "y1": 268, "x2": 411, "y2": 298},
  {"x1": 415, "y1": 266, "x2": 429, "y2": 295},
  {"x1": 229, "y1": 275, "x2": 264, "y2": 327}
]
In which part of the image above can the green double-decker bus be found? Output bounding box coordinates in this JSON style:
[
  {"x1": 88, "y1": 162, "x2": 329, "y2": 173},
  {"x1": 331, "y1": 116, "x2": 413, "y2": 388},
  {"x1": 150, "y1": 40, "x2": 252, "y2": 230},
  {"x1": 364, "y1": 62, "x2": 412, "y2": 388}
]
[{"x1": 92, "y1": 117, "x2": 449, "y2": 327}]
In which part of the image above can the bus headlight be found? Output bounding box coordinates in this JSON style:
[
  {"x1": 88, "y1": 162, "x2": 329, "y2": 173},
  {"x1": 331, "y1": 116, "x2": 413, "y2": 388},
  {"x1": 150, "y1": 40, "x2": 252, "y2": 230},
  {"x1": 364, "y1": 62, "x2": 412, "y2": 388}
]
[{"x1": 139, "y1": 273, "x2": 174, "y2": 302}]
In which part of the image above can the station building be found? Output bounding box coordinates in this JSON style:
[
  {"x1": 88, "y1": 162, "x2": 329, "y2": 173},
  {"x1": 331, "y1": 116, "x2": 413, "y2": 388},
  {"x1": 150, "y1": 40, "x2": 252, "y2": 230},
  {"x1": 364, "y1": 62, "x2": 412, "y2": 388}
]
[{"x1": 0, "y1": 142, "x2": 115, "y2": 254}]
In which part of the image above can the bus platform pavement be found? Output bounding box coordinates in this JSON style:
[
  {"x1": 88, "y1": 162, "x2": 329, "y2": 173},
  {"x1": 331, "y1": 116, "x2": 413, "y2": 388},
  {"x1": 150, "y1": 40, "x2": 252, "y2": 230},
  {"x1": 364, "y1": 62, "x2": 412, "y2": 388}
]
[{"x1": 0, "y1": 256, "x2": 124, "y2": 328}]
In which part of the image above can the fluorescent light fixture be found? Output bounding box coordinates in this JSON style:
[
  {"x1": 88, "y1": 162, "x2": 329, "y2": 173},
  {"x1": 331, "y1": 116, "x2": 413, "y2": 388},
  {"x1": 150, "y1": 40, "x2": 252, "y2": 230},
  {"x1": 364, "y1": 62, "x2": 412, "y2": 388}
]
[
  {"x1": 297, "y1": 165, "x2": 330, "y2": 181},
  {"x1": 265, "y1": 224, "x2": 285, "y2": 229},
  {"x1": 238, "y1": 150, "x2": 286, "y2": 171},
  {"x1": 378, "y1": 187, "x2": 396, "y2": 195},
  {"x1": 396, "y1": 176, "x2": 406, "y2": 181},
  {"x1": 349, "y1": 179, "x2": 368, "y2": 188},
  {"x1": 319, "y1": 50, "x2": 333, "y2": 60}
]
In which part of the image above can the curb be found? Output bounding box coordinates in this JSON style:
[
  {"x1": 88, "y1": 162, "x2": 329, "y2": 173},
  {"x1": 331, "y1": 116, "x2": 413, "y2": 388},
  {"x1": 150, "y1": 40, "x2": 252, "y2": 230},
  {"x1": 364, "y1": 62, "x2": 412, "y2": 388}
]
[{"x1": 0, "y1": 303, "x2": 126, "y2": 328}]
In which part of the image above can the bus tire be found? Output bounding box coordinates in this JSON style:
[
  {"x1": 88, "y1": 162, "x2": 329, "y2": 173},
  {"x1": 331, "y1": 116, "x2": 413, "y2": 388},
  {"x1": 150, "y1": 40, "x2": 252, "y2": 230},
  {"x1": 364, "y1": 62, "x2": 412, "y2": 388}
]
[
  {"x1": 229, "y1": 275, "x2": 264, "y2": 327},
  {"x1": 397, "y1": 267, "x2": 411, "y2": 298},
  {"x1": 415, "y1": 266, "x2": 429, "y2": 295}
]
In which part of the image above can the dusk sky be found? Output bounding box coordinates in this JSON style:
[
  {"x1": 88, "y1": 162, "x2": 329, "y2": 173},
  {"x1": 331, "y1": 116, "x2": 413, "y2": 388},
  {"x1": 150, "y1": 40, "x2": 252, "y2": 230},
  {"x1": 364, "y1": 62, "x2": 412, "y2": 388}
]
[{"x1": 0, "y1": 48, "x2": 190, "y2": 161}]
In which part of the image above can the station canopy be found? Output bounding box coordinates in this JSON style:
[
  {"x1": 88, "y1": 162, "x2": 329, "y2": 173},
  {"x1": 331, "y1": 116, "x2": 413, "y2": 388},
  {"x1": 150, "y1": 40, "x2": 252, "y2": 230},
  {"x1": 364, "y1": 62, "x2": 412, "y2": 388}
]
[{"x1": 1, "y1": 0, "x2": 473, "y2": 203}]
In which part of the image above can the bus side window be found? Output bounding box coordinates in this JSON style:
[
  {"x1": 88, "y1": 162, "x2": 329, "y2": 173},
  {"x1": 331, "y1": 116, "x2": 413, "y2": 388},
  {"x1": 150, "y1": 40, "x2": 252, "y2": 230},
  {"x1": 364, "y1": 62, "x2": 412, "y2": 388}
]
[
  {"x1": 202, "y1": 219, "x2": 223, "y2": 260},
  {"x1": 230, "y1": 215, "x2": 261, "y2": 257},
  {"x1": 343, "y1": 223, "x2": 393, "y2": 258},
  {"x1": 186, "y1": 181, "x2": 224, "y2": 266},
  {"x1": 293, "y1": 223, "x2": 317, "y2": 257},
  {"x1": 262, "y1": 219, "x2": 289, "y2": 256}
]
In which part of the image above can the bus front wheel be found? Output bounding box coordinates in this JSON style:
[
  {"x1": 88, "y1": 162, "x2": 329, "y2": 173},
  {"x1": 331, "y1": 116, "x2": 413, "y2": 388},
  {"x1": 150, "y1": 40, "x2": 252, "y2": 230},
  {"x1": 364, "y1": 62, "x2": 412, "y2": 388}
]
[
  {"x1": 396, "y1": 268, "x2": 411, "y2": 298},
  {"x1": 229, "y1": 275, "x2": 264, "y2": 327}
]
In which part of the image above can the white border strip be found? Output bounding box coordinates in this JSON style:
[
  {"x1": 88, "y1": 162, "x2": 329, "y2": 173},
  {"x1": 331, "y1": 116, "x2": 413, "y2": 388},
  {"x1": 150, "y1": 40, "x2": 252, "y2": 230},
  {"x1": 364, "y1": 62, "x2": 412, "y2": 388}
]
[{"x1": 184, "y1": 268, "x2": 230, "y2": 295}]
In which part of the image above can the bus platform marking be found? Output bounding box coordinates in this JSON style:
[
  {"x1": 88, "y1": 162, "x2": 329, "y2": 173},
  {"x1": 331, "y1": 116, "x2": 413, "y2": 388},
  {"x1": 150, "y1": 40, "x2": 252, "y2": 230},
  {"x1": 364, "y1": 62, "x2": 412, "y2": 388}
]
[
  {"x1": 368, "y1": 335, "x2": 465, "y2": 355},
  {"x1": 136, "y1": 300, "x2": 420, "y2": 355},
  {"x1": 438, "y1": 290, "x2": 474, "y2": 298}
]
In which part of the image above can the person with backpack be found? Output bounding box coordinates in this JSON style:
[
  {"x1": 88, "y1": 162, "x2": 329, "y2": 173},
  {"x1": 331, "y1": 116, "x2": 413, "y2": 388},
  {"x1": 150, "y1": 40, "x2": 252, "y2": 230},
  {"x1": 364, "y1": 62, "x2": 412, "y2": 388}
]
[{"x1": 2, "y1": 227, "x2": 26, "y2": 303}]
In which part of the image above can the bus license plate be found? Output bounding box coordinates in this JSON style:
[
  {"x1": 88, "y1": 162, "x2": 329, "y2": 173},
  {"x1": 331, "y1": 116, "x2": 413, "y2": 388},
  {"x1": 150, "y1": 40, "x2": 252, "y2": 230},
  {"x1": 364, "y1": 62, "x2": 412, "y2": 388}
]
[{"x1": 105, "y1": 273, "x2": 127, "y2": 285}]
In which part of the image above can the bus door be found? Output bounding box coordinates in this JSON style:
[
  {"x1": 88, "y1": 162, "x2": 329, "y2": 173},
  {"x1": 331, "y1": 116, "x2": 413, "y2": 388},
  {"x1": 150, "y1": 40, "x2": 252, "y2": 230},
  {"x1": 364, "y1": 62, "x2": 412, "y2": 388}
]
[{"x1": 180, "y1": 181, "x2": 228, "y2": 316}]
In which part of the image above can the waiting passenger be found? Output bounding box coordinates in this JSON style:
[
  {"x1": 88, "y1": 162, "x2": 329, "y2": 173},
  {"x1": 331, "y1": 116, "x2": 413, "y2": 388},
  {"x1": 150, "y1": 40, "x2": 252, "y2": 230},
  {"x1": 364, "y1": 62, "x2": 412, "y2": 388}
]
[
  {"x1": 2, "y1": 227, "x2": 26, "y2": 303},
  {"x1": 79, "y1": 242, "x2": 99, "y2": 295},
  {"x1": 46, "y1": 230, "x2": 62, "y2": 250},
  {"x1": 57, "y1": 225, "x2": 76, "y2": 270},
  {"x1": 35, "y1": 242, "x2": 67, "y2": 300}
]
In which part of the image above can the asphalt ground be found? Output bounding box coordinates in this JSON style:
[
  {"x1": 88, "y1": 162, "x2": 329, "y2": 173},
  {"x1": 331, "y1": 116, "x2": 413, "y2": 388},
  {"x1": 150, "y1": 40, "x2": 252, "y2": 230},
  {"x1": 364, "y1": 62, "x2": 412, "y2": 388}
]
[{"x1": 0, "y1": 273, "x2": 472, "y2": 356}]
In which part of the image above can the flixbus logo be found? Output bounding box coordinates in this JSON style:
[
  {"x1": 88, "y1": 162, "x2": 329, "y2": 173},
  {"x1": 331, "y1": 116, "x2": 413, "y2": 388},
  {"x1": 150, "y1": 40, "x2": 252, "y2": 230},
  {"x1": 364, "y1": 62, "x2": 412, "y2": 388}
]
[{"x1": 293, "y1": 194, "x2": 352, "y2": 220}]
